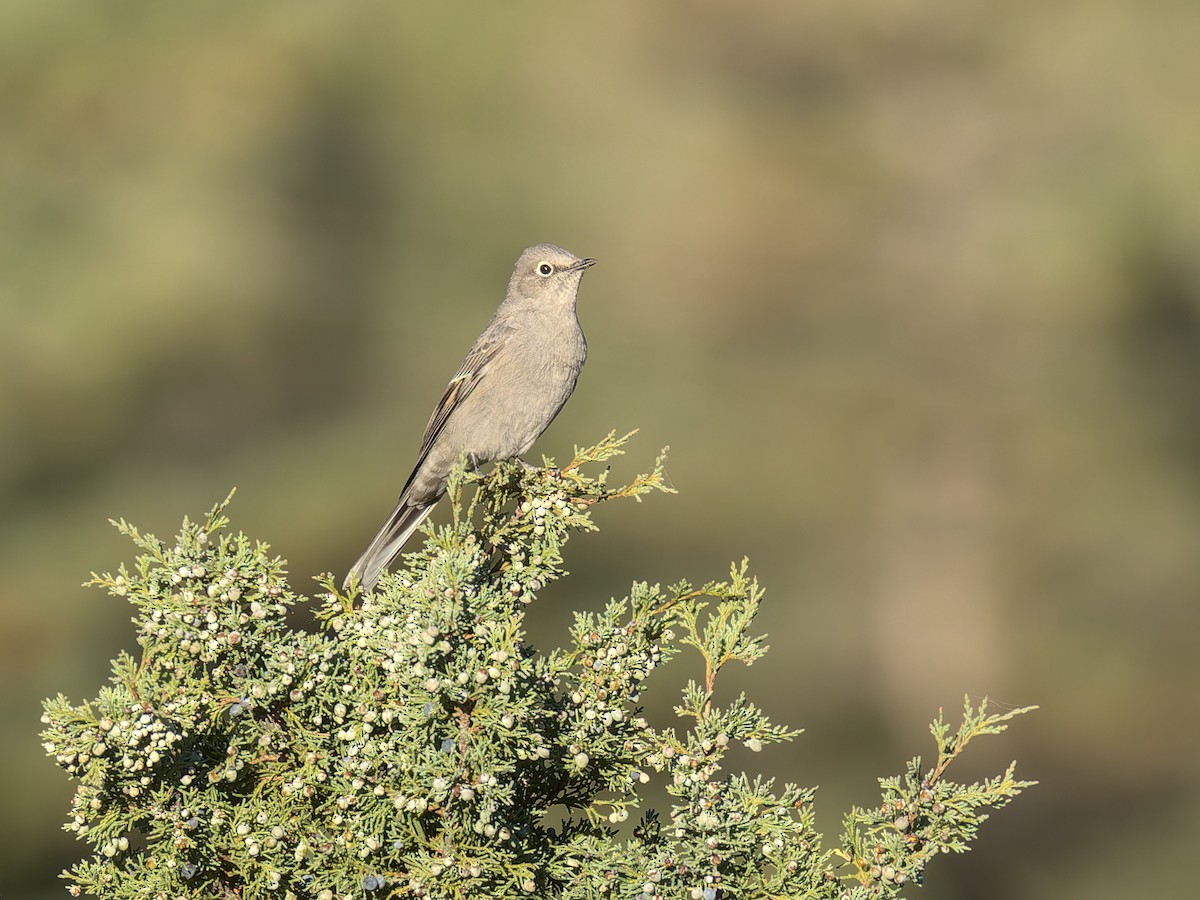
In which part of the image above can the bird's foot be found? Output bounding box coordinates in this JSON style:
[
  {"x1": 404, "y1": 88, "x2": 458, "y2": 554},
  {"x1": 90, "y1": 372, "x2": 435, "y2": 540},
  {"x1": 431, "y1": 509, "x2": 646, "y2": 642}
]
[{"x1": 515, "y1": 457, "x2": 560, "y2": 479}]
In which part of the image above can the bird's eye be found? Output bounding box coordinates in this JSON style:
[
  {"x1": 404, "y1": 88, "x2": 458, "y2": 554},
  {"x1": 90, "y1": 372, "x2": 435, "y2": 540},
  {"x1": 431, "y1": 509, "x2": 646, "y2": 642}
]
[{"x1": 537, "y1": 263, "x2": 554, "y2": 277}]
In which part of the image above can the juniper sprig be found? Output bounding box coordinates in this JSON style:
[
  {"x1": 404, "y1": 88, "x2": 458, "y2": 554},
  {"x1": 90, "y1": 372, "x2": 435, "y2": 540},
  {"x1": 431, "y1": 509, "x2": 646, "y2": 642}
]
[{"x1": 42, "y1": 431, "x2": 1033, "y2": 899}]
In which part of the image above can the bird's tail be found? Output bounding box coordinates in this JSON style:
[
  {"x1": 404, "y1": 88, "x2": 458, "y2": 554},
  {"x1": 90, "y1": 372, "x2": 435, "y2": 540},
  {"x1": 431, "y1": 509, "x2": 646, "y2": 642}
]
[{"x1": 343, "y1": 501, "x2": 435, "y2": 593}]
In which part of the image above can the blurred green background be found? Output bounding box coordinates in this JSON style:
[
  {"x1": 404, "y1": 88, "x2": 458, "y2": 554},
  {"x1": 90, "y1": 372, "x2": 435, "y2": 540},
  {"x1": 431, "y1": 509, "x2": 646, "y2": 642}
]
[{"x1": 4, "y1": 2, "x2": 1199, "y2": 897}]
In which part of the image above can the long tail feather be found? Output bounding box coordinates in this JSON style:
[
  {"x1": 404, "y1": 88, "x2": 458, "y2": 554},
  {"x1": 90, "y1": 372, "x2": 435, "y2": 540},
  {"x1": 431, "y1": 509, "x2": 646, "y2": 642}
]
[{"x1": 344, "y1": 502, "x2": 435, "y2": 593}]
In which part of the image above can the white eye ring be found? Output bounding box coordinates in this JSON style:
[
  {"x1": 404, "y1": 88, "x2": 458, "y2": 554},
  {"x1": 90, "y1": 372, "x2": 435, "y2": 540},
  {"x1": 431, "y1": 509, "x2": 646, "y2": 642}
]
[{"x1": 537, "y1": 262, "x2": 554, "y2": 277}]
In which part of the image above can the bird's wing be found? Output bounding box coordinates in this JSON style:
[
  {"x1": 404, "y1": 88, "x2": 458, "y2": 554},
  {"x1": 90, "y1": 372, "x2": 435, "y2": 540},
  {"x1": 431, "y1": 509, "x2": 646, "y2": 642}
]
[
  {"x1": 344, "y1": 326, "x2": 512, "y2": 593},
  {"x1": 401, "y1": 325, "x2": 511, "y2": 493}
]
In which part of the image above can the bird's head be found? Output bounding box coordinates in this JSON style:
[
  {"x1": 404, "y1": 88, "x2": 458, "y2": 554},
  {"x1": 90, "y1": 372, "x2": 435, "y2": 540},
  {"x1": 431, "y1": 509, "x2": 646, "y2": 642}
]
[{"x1": 508, "y1": 243, "x2": 596, "y2": 306}]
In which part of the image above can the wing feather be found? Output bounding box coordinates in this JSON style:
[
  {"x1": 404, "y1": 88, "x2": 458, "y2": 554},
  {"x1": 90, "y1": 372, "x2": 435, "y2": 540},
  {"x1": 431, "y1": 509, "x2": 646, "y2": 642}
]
[{"x1": 401, "y1": 329, "x2": 508, "y2": 493}]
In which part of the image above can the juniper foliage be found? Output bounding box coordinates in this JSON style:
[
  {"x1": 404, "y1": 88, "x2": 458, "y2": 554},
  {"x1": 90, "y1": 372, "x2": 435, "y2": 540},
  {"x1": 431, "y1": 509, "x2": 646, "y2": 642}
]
[{"x1": 42, "y1": 431, "x2": 1035, "y2": 899}]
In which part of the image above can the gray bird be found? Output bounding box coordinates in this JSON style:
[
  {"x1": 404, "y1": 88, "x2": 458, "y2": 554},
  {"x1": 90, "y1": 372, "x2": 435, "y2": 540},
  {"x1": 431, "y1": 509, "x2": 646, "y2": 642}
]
[{"x1": 345, "y1": 243, "x2": 595, "y2": 592}]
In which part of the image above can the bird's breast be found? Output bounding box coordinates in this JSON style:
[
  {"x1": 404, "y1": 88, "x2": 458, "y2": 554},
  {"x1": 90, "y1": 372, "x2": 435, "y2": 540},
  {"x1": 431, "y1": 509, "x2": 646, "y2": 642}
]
[{"x1": 462, "y1": 319, "x2": 584, "y2": 460}]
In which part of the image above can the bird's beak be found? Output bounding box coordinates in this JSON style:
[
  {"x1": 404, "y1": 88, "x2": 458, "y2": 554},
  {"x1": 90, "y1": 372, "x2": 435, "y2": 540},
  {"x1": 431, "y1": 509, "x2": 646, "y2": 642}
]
[{"x1": 571, "y1": 257, "x2": 597, "y2": 271}]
